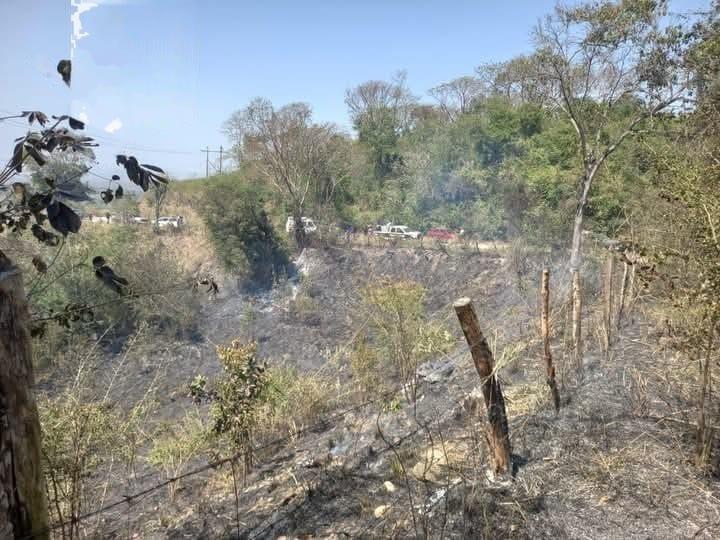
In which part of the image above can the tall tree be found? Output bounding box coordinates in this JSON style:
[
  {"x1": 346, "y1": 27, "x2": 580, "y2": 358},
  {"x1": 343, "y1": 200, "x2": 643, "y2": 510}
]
[
  {"x1": 345, "y1": 72, "x2": 417, "y2": 180},
  {"x1": 224, "y1": 99, "x2": 344, "y2": 247},
  {"x1": 429, "y1": 76, "x2": 484, "y2": 121},
  {"x1": 531, "y1": 0, "x2": 693, "y2": 272}
]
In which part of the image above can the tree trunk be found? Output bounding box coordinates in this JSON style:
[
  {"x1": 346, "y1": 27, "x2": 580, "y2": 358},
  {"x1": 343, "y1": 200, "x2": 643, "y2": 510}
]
[
  {"x1": 453, "y1": 297, "x2": 511, "y2": 475},
  {"x1": 568, "y1": 171, "x2": 593, "y2": 272},
  {"x1": 541, "y1": 269, "x2": 560, "y2": 413},
  {"x1": 0, "y1": 261, "x2": 49, "y2": 539},
  {"x1": 696, "y1": 316, "x2": 717, "y2": 469},
  {"x1": 293, "y1": 210, "x2": 306, "y2": 249},
  {"x1": 569, "y1": 170, "x2": 593, "y2": 378},
  {"x1": 572, "y1": 270, "x2": 583, "y2": 376}
]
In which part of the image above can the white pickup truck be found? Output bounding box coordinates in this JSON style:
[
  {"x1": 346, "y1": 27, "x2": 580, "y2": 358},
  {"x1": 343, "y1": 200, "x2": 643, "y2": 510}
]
[
  {"x1": 155, "y1": 216, "x2": 184, "y2": 228},
  {"x1": 370, "y1": 223, "x2": 421, "y2": 239}
]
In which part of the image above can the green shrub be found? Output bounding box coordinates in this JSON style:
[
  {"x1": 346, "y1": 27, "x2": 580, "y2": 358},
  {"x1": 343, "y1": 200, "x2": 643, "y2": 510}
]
[
  {"x1": 189, "y1": 341, "x2": 268, "y2": 475},
  {"x1": 25, "y1": 221, "x2": 201, "y2": 348},
  {"x1": 201, "y1": 177, "x2": 290, "y2": 289},
  {"x1": 258, "y1": 366, "x2": 335, "y2": 440},
  {"x1": 147, "y1": 411, "x2": 210, "y2": 500},
  {"x1": 359, "y1": 280, "x2": 454, "y2": 401}
]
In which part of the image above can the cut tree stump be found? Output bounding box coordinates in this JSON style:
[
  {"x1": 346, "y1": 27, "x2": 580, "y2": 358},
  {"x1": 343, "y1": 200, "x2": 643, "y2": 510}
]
[
  {"x1": 541, "y1": 269, "x2": 560, "y2": 413},
  {"x1": 453, "y1": 297, "x2": 511, "y2": 475},
  {"x1": 0, "y1": 262, "x2": 48, "y2": 539}
]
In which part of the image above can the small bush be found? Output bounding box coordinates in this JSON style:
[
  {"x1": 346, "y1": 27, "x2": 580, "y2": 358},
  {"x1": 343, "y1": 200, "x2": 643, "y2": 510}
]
[
  {"x1": 39, "y1": 392, "x2": 121, "y2": 538},
  {"x1": 259, "y1": 366, "x2": 335, "y2": 440},
  {"x1": 189, "y1": 341, "x2": 268, "y2": 475},
  {"x1": 360, "y1": 280, "x2": 454, "y2": 401},
  {"x1": 350, "y1": 333, "x2": 387, "y2": 398},
  {"x1": 148, "y1": 411, "x2": 210, "y2": 500}
]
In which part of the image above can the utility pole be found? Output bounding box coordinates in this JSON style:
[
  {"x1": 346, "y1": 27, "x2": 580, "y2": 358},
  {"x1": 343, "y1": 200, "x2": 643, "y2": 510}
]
[{"x1": 200, "y1": 147, "x2": 225, "y2": 177}]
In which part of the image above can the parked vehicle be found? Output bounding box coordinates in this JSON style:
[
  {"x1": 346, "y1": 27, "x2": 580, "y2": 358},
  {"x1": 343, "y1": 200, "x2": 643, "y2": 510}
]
[
  {"x1": 426, "y1": 227, "x2": 458, "y2": 241},
  {"x1": 285, "y1": 216, "x2": 317, "y2": 234},
  {"x1": 154, "y1": 216, "x2": 184, "y2": 228},
  {"x1": 370, "y1": 222, "x2": 421, "y2": 239},
  {"x1": 89, "y1": 214, "x2": 116, "y2": 224},
  {"x1": 131, "y1": 216, "x2": 149, "y2": 224}
]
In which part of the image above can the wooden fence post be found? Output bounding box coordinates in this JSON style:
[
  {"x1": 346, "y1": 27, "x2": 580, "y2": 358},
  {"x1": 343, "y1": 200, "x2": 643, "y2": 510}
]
[
  {"x1": 572, "y1": 271, "x2": 583, "y2": 377},
  {"x1": 603, "y1": 255, "x2": 615, "y2": 356},
  {"x1": 0, "y1": 260, "x2": 48, "y2": 539},
  {"x1": 541, "y1": 270, "x2": 560, "y2": 413},
  {"x1": 453, "y1": 297, "x2": 511, "y2": 475}
]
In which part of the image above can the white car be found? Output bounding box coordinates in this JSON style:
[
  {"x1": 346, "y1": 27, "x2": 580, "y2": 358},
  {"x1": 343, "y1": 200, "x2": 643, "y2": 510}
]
[
  {"x1": 154, "y1": 216, "x2": 184, "y2": 228},
  {"x1": 286, "y1": 216, "x2": 317, "y2": 234},
  {"x1": 372, "y1": 223, "x2": 421, "y2": 239}
]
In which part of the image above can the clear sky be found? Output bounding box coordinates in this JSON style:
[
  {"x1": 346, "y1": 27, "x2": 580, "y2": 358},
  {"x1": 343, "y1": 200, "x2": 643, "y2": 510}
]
[{"x1": 0, "y1": 0, "x2": 710, "y2": 182}]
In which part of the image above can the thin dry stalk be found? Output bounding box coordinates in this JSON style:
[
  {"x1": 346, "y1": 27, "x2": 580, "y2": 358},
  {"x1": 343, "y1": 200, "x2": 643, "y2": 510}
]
[
  {"x1": 617, "y1": 261, "x2": 630, "y2": 330},
  {"x1": 603, "y1": 255, "x2": 615, "y2": 358},
  {"x1": 541, "y1": 269, "x2": 560, "y2": 412},
  {"x1": 572, "y1": 271, "x2": 583, "y2": 377}
]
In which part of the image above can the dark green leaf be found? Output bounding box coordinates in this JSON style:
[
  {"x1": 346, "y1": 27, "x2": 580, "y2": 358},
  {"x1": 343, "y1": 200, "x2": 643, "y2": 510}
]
[
  {"x1": 25, "y1": 144, "x2": 46, "y2": 167},
  {"x1": 47, "y1": 200, "x2": 81, "y2": 236},
  {"x1": 28, "y1": 192, "x2": 52, "y2": 214},
  {"x1": 101, "y1": 190, "x2": 114, "y2": 204},
  {"x1": 10, "y1": 140, "x2": 24, "y2": 173},
  {"x1": 57, "y1": 59, "x2": 71, "y2": 86},
  {"x1": 68, "y1": 117, "x2": 85, "y2": 130},
  {"x1": 22, "y1": 111, "x2": 49, "y2": 126}
]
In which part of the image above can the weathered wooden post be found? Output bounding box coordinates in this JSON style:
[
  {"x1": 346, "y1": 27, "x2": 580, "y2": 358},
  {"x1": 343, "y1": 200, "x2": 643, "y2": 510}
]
[
  {"x1": 453, "y1": 297, "x2": 511, "y2": 475},
  {"x1": 572, "y1": 270, "x2": 583, "y2": 376},
  {"x1": 0, "y1": 257, "x2": 48, "y2": 539},
  {"x1": 541, "y1": 270, "x2": 560, "y2": 413},
  {"x1": 603, "y1": 254, "x2": 615, "y2": 356}
]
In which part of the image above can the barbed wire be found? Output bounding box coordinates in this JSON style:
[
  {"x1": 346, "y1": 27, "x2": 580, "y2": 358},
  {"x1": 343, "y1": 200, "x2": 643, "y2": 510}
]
[
  {"x1": 24, "y1": 244, "x2": 499, "y2": 537},
  {"x1": 24, "y1": 342, "x2": 474, "y2": 539},
  {"x1": 245, "y1": 390, "x2": 470, "y2": 540}
]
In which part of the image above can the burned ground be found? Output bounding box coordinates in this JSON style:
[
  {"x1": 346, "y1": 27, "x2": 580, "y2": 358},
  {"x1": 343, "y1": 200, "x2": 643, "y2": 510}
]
[{"x1": 37, "y1": 245, "x2": 720, "y2": 539}]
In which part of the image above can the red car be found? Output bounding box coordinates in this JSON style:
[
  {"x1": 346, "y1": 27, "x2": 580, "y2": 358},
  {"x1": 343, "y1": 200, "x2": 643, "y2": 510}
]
[{"x1": 426, "y1": 227, "x2": 458, "y2": 241}]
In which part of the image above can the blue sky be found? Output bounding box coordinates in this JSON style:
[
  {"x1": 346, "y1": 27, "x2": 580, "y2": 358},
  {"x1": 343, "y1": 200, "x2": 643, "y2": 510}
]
[{"x1": 0, "y1": 0, "x2": 710, "y2": 182}]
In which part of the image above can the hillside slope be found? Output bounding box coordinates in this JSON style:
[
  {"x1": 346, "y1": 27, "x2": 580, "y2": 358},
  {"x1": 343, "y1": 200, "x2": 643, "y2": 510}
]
[{"x1": 77, "y1": 245, "x2": 720, "y2": 539}]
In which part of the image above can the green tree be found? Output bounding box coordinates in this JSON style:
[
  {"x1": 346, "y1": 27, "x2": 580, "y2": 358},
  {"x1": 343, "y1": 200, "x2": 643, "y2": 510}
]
[
  {"x1": 345, "y1": 72, "x2": 417, "y2": 181},
  {"x1": 529, "y1": 0, "x2": 694, "y2": 271},
  {"x1": 223, "y1": 99, "x2": 347, "y2": 247},
  {"x1": 202, "y1": 176, "x2": 289, "y2": 290}
]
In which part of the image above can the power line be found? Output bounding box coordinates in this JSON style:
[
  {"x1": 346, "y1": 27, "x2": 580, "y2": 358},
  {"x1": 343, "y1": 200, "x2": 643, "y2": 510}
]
[{"x1": 1, "y1": 115, "x2": 196, "y2": 156}]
